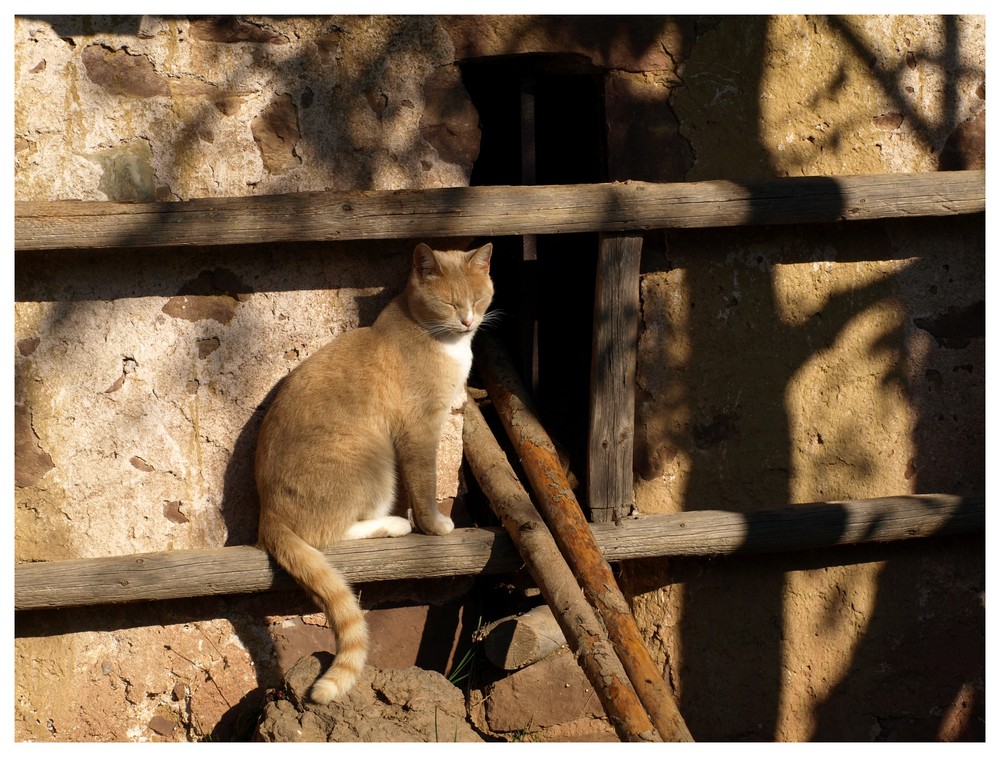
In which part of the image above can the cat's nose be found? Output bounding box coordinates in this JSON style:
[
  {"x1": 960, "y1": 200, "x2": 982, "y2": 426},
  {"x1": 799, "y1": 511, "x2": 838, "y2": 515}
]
[{"x1": 460, "y1": 311, "x2": 474, "y2": 328}]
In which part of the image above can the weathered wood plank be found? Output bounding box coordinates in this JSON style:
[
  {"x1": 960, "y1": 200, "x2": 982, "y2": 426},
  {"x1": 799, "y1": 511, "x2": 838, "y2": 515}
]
[
  {"x1": 14, "y1": 170, "x2": 984, "y2": 251},
  {"x1": 594, "y1": 493, "x2": 984, "y2": 562},
  {"x1": 15, "y1": 528, "x2": 520, "y2": 611},
  {"x1": 482, "y1": 604, "x2": 568, "y2": 671},
  {"x1": 589, "y1": 232, "x2": 642, "y2": 523},
  {"x1": 14, "y1": 494, "x2": 982, "y2": 611}
]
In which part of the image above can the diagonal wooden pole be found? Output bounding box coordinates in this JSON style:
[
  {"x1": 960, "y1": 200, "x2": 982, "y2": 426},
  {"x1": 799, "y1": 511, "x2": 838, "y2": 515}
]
[
  {"x1": 463, "y1": 394, "x2": 659, "y2": 742},
  {"x1": 476, "y1": 333, "x2": 694, "y2": 742}
]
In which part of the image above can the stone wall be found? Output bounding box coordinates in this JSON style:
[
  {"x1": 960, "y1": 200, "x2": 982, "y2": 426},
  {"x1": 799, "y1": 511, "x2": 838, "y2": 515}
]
[{"x1": 14, "y1": 15, "x2": 985, "y2": 742}]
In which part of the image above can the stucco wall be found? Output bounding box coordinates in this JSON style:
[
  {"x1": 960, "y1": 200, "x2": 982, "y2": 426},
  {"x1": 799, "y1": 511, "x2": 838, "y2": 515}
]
[
  {"x1": 14, "y1": 15, "x2": 984, "y2": 742},
  {"x1": 625, "y1": 15, "x2": 984, "y2": 741},
  {"x1": 14, "y1": 15, "x2": 479, "y2": 741}
]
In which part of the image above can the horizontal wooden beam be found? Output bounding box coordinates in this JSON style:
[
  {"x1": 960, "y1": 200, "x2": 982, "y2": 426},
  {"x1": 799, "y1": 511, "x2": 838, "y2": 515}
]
[
  {"x1": 14, "y1": 170, "x2": 984, "y2": 252},
  {"x1": 14, "y1": 494, "x2": 982, "y2": 611}
]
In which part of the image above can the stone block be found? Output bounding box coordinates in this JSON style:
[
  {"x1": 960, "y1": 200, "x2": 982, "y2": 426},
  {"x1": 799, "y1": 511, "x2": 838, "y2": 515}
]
[{"x1": 483, "y1": 649, "x2": 605, "y2": 735}]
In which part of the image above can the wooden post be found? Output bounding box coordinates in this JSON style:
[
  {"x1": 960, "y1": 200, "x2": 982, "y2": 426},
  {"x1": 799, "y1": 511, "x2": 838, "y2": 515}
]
[
  {"x1": 463, "y1": 394, "x2": 659, "y2": 742},
  {"x1": 519, "y1": 75, "x2": 540, "y2": 395},
  {"x1": 588, "y1": 232, "x2": 642, "y2": 523},
  {"x1": 482, "y1": 604, "x2": 567, "y2": 671},
  {"x1": 476, "y1": 333, "x2": 694, "y2": 742},
  {"x1": 15, "y1": 171, "x2": 985, "y2": 252}
]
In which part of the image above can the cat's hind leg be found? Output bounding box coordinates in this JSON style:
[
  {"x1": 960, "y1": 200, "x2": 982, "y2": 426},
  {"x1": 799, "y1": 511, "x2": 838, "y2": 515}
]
[
  {"x1": 395, "y1": 425, "x2": 454, "y2": 536},
  {"x1": 342, "y1": 462, "x2": 411, "y2": 540},
  {"x1": 343, "y1": 516, "x2": 412, "y2": 540}
]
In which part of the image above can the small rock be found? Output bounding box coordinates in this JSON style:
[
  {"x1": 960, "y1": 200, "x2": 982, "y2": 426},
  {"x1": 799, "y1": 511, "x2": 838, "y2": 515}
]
[
  {"x1": 148, "y1": 714, "x2": 176, "y2": 736},
  {"x1": 14, "y1": 404, "x2": 54, "y2": 488},
  {"x1": 162, "y1": 501, "x2": 189, "y2": 524}
]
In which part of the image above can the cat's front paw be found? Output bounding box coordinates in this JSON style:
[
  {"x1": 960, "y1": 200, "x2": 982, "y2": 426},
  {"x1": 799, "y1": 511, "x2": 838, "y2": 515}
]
[{"x1": 423, "y1": 514, "x2": 454, "y2": 536}]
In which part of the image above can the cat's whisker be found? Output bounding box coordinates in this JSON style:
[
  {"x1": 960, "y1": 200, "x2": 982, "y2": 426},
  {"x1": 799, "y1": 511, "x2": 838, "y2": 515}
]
[{"x1": 477, "y1": 309, "x2": 505, "y2": 332}]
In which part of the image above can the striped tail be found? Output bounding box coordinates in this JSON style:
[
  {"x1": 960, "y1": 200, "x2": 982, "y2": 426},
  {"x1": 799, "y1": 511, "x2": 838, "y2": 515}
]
[{"x1": 260, "y1": 521, "x2": 368, "y2": 703}]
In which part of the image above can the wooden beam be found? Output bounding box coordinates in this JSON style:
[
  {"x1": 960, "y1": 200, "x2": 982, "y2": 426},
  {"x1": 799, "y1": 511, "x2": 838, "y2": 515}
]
[
  {"x1": 482, "y1": 604, "x2": 567, "y2": 671},
  {"x1": 14, "y1": 170, "x2": 984, "y2": 251},
  {"x1": 599, "y1": 493, "x2": 983, "y2": 559},
  {"x1": 476, "y1": 333, "x2": 693, "y2": 741},
  {"x1": 14, "y1": 494, "x2": 982, "y2": 612},
  {"x1": 463, "y1": 393, "x2": 660, "y2": 742},
  {"x1": 589, "y1": 232, "x2": 642, "y2": 523},
  {"x1": 15, "y1": 528, "x2": 518, "y2": 612}
]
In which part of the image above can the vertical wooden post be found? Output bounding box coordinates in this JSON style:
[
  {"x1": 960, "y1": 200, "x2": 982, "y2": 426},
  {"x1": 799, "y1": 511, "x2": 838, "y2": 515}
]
[
  {"x1": 519, "y1": 75, "x2": 540, "y2": 396},
  {"x1": 588, "y1": 232, "x2": 642, "y2": 523}
]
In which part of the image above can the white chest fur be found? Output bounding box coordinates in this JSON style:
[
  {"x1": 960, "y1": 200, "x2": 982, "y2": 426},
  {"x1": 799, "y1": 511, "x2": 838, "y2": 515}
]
[
  {"x1": 441, "y1": 332, "x2": 474, "y2": 380},
  {"x1": 440, "y1": 332, "x2": 474, "y2": 408}
]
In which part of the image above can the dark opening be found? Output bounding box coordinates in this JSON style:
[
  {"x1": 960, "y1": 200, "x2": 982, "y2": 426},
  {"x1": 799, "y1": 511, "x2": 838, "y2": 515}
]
[{"x1": 461, "y1": 56, "x2": 606, "y2": 478}]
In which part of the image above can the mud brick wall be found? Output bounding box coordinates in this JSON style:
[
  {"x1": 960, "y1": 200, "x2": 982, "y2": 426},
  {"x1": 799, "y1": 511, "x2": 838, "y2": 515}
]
[
  {"x1": 615, "y1": 16, "x2": 985, "y2": 742},
  {"x1": 14, "y1": 15, "x2": 984, "y2": 742},
  {"x1": 14, "y1": 16, "x2": 481, "y2": 742}
]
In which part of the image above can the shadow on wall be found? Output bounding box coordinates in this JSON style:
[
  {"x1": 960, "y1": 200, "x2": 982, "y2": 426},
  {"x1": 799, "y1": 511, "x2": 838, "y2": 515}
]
[
  {"x1": 640, "y1": 216, "x2": 984, "y2": 741},
  {"x1": 13, "y1": 14, "x2": 985, "y2": 741},
  {"x1": 630, "y1": 15, "x2": 983, "y2": 741},
  {"x1": 13, "y1": 237, "x2": 416, "y2": 737},
  {"x1": 25, "y1": 15, "x2": 480, "y2": 198},
  {"x1": 14, "y1": 17, "x2": 684, "y2": 737}
]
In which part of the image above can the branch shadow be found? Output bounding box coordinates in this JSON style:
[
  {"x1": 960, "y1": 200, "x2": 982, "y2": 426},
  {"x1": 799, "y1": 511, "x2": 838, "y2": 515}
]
[
  {"x1": 13, "y1": 13, "x2": 985, "y2": 742},
  {"x1": 14, "y1": 17, "x2": 490, "y2": 736}
]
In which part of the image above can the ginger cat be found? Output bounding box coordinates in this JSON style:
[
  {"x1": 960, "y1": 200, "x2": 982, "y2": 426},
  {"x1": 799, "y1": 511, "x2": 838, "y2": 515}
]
[{"x1": 255, "y1": 242, "x2": 493, "y2": 703}]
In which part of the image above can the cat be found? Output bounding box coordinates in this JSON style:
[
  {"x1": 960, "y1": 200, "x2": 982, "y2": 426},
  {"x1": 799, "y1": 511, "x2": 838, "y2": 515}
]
[{"x1": 254, "y1": 241, "x2": 494, "y2": 704}]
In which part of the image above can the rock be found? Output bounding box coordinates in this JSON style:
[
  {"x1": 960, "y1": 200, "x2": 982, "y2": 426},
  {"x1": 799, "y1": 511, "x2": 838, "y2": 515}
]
[
  {"x1": 418, "y1": 65, "x2": 481, "y2": 173},
  {"x1": 147, "y1": 714, "x2": 177, "y2": 737},
  {"x1": 14, "y1": 404, "x2": 54, "y2": 488},
  {"x1": 252, "y1": 94, "x2": 302, "y2": 174},
  {"x1": 531, "y1": 718, "x2": 619, "y2": 743},
  {"x1": 481, "y1": 649, "x2": 606, "y2": 736},
  {"x1": 256, "y1": 654, "x2": 483, "y2": 742},
  {"x1": 939, "y1": 109, "x2": 986, "y2": 171}
]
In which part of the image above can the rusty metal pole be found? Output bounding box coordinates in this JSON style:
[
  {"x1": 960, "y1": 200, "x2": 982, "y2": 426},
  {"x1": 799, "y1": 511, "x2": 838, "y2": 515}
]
[
  {"x1": 463, "y1": 395, "x2": 659, "y2": 742},
  {"x1": 476, "y1": 333, "x2": 695, "y2": 742}
]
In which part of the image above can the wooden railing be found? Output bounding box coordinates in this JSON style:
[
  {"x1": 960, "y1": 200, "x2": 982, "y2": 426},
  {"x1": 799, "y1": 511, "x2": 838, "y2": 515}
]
[
  {"x1": 15, "y1": 169, "x2": 985, "y2": 609},
  {"x1": 15, "y1": 171, "x2": 984, "y2": 251},
  {"x1": 15, "y1": 494, "x2": 983, "y2": 611}
]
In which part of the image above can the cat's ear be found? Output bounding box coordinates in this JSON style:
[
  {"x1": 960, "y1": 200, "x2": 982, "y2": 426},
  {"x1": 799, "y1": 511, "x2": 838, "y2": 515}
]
[
  {"x1": 413, "y1": 243, "x2": 440, "y2": 278},
  {"x1": 466, "y1": 243, "x2": 493, "y2": 273}
]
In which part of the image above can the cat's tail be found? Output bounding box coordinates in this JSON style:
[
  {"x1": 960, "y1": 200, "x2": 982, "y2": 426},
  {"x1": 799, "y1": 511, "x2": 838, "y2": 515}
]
[{"x1": 259, "y1": 520, "x2": 367, "y2": 704}]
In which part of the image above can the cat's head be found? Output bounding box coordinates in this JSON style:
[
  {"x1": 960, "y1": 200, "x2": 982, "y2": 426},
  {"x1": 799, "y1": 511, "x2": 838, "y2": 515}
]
[{"x1": 407, "y1": 243, "x2": 494, "y2": 339}]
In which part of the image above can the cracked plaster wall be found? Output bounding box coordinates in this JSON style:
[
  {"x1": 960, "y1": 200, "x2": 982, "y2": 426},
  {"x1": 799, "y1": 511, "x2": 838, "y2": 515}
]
[
  {"x1": 14, "y1": 15, "x2": 481, "y2": 742},
  {"x1": 13, "y1": 14, "x2": 986, "y2": 743}
]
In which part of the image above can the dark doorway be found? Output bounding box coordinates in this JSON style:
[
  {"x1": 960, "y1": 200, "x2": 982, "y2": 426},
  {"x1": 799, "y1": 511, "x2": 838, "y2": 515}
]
[{"x1": 461, "y1": 55, "x2": 606, "y2": 476}]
